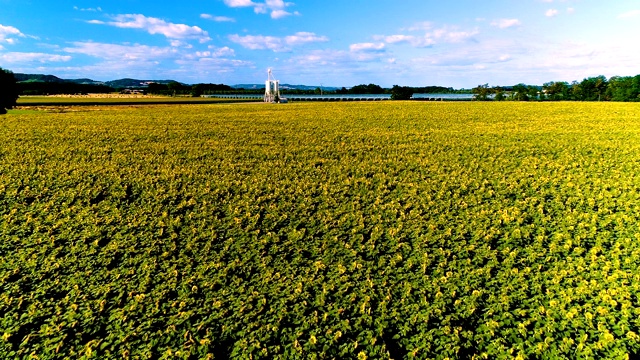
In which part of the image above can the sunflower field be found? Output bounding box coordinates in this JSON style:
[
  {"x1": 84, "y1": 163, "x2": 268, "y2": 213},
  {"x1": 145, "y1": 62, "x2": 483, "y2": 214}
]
[{"x1": 1, "y1": 102, "x2": 640, "y2": 359}]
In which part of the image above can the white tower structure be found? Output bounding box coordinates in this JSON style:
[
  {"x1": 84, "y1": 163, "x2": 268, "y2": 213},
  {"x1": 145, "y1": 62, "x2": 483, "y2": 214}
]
[{"x1": 264, "y1": 68, "x2": 281, "y2": 102}]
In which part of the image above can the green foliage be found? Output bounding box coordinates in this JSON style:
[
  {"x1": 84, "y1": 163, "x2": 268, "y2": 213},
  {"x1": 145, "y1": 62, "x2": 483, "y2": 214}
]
[
  {"x1": 0, "y1": 67, "x2": 19, "y2": 114},
  {"x1": 472, "y1": 84, "x2": 492, "y2": 101},
  {"x1": 2, "y1": 102, "x2": 640, "y2": 358},
  {"x1": 507, "y1": 84, "x2": 542, "y2": 101},
  {"x1": 606, "y1": 75, "x2": 640, "y2": 102},
  {"x1": 390, "y1": 85, "x2": 413, "y2": 100},
  {"x1": 348, "y1": 84, "x2": 385, "y2": 94},
  {"x1": 543, "y1": 81, "x2": 570, "y2": 101}
]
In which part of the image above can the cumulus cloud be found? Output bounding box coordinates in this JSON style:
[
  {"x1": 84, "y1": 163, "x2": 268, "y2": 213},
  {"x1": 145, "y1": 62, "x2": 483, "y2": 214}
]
[
  {"x1": 169, "y1": 40, "x2": 193, "y2": 48},
  {"x1": 284, "y1": 32, "x2": 328, "y2": 46},
  {"x1": 546, "y1": 9, "x2": 559, "y2": 17},
  {"x1": 36, "y1": 41, "x2": 243, "y2": 82},
  {"x1": 201, "y1": 14, "x2": 236, "y2": 22},
  {"x1": 383, "y1": 35, "x2": 415, "y2": 44},
  {"x1": 348, "y1": 43, "x2": 388, "y2": 62},
  {"x1": 378, "y1": 24, "x2": 478, "y2": 48},
  {"x1": 0, "y1": 24, "x2": 26, "y2": 44},
  {"x1": 222, "y1": 0, "x2": 300, "y2": 19},
  {"x1": 349, "y1": 42, "x2": 385, "y2": 52},
  {"x1": 196, "y1": 46, "x2": 236, "y2": 58},
  {"x1": 228, "y1": 34, "x2": 282, "y2": 51},
  {"x1": 89, "y1": 14, "x2": 211, "y2": 43},
  {"x1": 229, "y1": 32, "x2": 328, "y2": 52},
  {"x1": 281, "y1": 47, "x2": 395, "y2": 84},
  {"x1": 491, "y1": 19, "x2": 522, "y2": 29},
  {"x1": 63, "y1": 41, "x2": 178, "y2": 61}
]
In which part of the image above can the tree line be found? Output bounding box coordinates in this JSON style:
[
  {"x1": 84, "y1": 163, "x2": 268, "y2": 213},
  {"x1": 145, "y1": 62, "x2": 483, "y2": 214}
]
[
  {"x1": 3, "y1": 65, "x2": 640, "y2": 114},
  {"x1": 472, "y1": 75, "x2": 640, "y2": 102}
]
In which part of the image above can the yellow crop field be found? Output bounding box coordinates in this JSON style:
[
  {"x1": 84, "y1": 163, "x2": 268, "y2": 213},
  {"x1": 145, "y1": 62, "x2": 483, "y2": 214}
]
[{"x1": 1, "y1": 102, "x2": 640, "y2": 358}]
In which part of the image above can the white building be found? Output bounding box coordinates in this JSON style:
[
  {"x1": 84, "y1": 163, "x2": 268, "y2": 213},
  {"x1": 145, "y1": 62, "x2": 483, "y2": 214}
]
[{"x1": 264, "y1": 69, "x2": 282, "y2": 103}]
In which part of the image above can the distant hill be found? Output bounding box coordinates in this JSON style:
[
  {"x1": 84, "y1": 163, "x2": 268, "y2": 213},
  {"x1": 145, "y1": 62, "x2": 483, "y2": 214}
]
[
  {"x1": 67, "y1": 78, "x2": 105, "y2": 85},
  {"x1": 15, "y1": 73, "x2": 181, "y2": 88},
  {"x1": 14, "y1": 73, "x2": 67, "y2": 83},
  {"x1": 14, "y1": 73, "x2": 342, "y2": 91}
]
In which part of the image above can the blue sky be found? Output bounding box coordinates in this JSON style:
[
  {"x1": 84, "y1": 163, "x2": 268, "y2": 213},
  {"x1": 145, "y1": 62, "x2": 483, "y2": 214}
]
[{"x1": 1, "y1": 0, "x2": 639, "y2": 87}]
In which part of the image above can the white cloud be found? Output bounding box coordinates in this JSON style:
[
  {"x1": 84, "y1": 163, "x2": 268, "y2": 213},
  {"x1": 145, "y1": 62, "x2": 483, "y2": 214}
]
[
  {"x1": 195, "y1": 46, "x2": 236, "y2": 58},
  {"x1": 618, "y1": 10, "x2": 640, "y2": 19},
  {"x1": 280, "y1": 47, "x2": 396, "y2": 84},
  {"x1": 0, "y1": 24, "x2": 26, "y2": 44},
  {"x1": 169, "y1": 40, "x2": 193, "y2": 48},
  {"x1": 89, "y1": 14, "x2": 211, "y2": 43},
  {"x1": 223, "y1": 0, "x2": 299, "y2": 19},
  {"x1": 224, "y1": 0, "x2": 255, "y2": 7},
  {"x1": 546, "y1": 9, "x2": 559, "y2": 17},
  {"x1": 567, "y1": 7, "x2": 575, "y2": 14},
  {"x1": 444, "y1": 29, "x2": 479, "y2": 43},
  {"x1": 270, "y1": 10, "x2": 292, "y2": 19},
  {"x1": 383, "y1": 35, "x2": 416, "y2": 44},
  {"x1": 228, "y1": 34, "x2": 283, "y2": 51},
  {"x1": 63, "y1": 41, "x2": 178, "y2": 61},
  {"x1": 229, "y1": 32, "x2": 327, "y2": 52},
  {"x1": 35, "y1": 41, "x2": 244, "y2": 82},
  {"x1": 74, "y1": 6, "x2": 102, "y2": 12},
  {"x1": 0, "y1": 52, "x2": 72, "y2": 63},
  {"x1": 491, "y1": 19, "x2": 522, "y2": 29},
  {"x1": 382, "y1": 22, "x2": 478, "y2": 48},
  {"x1": 201, "y1": 14, "x2": 236, "y2": 22},
  {"x1": 374, "y1": 34, "x2": 435, "y2": 47},
  {"x1": 350, "y1": 42, "x2": 385, "y2": 52},
  {"x1": 284, "y1": 32, "x2": 328, "y2": 46},
  {"x1": 171, "y1": 57, "x2": 254, "y2": 81},
  {"x1": 350, "y1": 44, "x2": 387, "y2": 61}
]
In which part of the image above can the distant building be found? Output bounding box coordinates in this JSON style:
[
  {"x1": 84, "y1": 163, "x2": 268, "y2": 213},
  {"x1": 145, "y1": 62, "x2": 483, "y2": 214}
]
[{"x1": 121, "y1": 89, "x2": 145, "y2": 95}]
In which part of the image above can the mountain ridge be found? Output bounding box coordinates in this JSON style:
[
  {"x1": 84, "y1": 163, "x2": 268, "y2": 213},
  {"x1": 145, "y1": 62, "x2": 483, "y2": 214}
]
[{"x1": 14, "y1": 73, "x2": 339, "y2": 90}]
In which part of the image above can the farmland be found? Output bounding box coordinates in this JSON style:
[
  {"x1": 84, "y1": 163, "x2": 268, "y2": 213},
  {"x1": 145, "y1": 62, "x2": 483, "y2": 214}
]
[
  {"x1": 1, "y1": 102, "x2": 640, "y2": 359},
  {"x1": 16, "y1": 95, "x2": 258, "y2": 107}
]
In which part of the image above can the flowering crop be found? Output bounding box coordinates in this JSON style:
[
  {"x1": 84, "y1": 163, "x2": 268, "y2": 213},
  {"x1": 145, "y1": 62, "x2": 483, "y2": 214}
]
[{"x1": 1, "y1": 102, "x2": 640, "y2": 358}]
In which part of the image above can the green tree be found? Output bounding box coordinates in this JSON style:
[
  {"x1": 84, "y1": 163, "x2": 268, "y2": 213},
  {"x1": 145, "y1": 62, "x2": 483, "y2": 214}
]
[
  {"x1": 493, "y1": 87, "x2": 506, "y2": 101},
  {"x1": 472, "y1": 84, "x2": 492, "y2": 101},
  {"x1": 543, "y1": 81, "x2": 569, "y2": 101},
  {"x1": 607, "y1": 75, "x2": 640, "y2": 102},
  {"x1": 0, "y1": 67, "x2": 19, "y2": 114},
  {"x1": 577, "y1": 75, "x2": 608, "y2": 101},
  {"x1": 512, "y1": 83, "x2": 530, "y2": 101},
  {"x1": 390, "y1": 85, "x2": 414, "y2": 100},
  {"x1": 349, "y1": 84, "x2": 384, "y2": 94}
]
